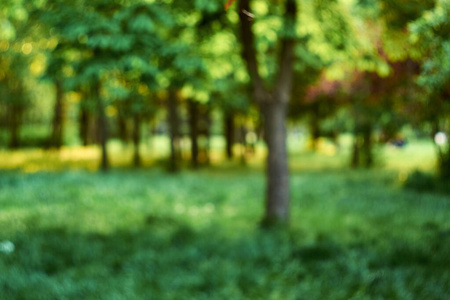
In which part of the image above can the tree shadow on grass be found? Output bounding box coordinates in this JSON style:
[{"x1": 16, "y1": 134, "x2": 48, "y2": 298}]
[{"x1": 1, "y1": 218, "x2": 449, "y2": 300}]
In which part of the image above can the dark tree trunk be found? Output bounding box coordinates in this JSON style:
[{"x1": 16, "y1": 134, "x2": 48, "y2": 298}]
[
  {"x1": 361, "y1": 123, "x2": 373, "y2": 168},
  {"x1": 351, "y1": 122, "x2": 373, "y2": 168},
  {"x1": 310, "y1": 113, "x2": 320, "y2": 152},
  {"x1": 167, "y1": 90, "x2": 180, "y2": 172},
  {"x1": 9, "y1": 103, "x2": 22, "y2": 149},
  {"x1": 189, "y1": 99, "x2": 199, "y2": 168},
  {"x1": 50, "y1": 80, "x2": 65, "y2": 149},
  {"x1": 118, "y1": 112, "x2": 129, "y2": 144},
  {"x1": 133, "y1": 113, "x2": 141, "y2": 167},
  {"x1": 201, "y1": 107, "x2": 211, "y2": 165},
  {"x1": 79, "y1": 104, "x2": 89, "y2": 146},
  {"x1": 224, "y1": 111, "x2": 235, "y2": 159},
  {"x1": 351, "y1": 136, "x2": 360, "y2": 168},
  {"x1": 239, "y1": 0, "x2": 296, "y2": 226},
  {"x1": 95, "y1": 82, "x2": 109, "y2": 172},
  {"x1": 262, "y1": 101, "x2": 290, "y2": 224},
  {"x1": 79, "y1": 87, "x2": 98, "y2": 147},
  {"x1": 439, "y1": 148, "x2": 450, "y2": 180},
  {"x1": 239, "y1": 123, "x2": 247, "y2": 165}
]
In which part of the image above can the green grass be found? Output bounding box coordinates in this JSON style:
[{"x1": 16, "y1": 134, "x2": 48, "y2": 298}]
[
  {"x1": 0, "y1": 165, "x2": 449, "y2": 299},
  {"x1": 0, "y1": 139, "x2": 449, "y2": 299}
]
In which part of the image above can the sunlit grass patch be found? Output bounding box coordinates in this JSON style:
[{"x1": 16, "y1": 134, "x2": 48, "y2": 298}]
[
  {"x1": 382, "y1": 140, "x2": 436, "y2": 172},
  {"x1": 0, "y1": 135, "x2": 437, "y2": 174},
  {"x1": 0, "y1": 147, "x2": 99, "y2": 172}
]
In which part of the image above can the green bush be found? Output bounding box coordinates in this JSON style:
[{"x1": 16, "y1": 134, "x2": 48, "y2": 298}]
[
  {"x1": 404, "y1": 170, "x2": 437, "y2": 192},
  {"x1": 438, "y1": 153, "x2": 450, "y2": 180},
  {"x1": 404, "y1": 169, "x2": 450, "y2": 194}
]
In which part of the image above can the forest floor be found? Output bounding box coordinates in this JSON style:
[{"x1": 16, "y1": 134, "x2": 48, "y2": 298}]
[{"x1": 0, "y1": 139, "x2": 449, "y2": 299}]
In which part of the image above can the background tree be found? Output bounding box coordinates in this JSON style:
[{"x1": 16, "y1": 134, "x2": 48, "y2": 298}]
[
  {"x1": 409, "y1": 0, "x2": 450, "y2": 179},
  {"x1": 236, "y1": 0, "x2": 297, "y2": 225},
  {"x1": 0, "y1": 0, "x2": 43, "y2": 149}
]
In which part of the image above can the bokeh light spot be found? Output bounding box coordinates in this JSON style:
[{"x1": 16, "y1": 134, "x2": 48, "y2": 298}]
[{"x1": 21, "y1": 43, "x2": 33, "y2": 55}]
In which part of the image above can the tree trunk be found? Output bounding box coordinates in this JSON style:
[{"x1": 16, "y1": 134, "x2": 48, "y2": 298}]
[
  {"x1": 189, "y1": 99, "x2": 199, "y2": 168},
  {"x1": 79, "y1": 87, "x2": 97, "y2": 147},
  {"x1": 79, "y1": 104, "x2": 89, "y2": 146},
  {"x1": 9, "y1": 103, "x2": 22, "y2": 149},
  {"x1": 201, "y1": 106, "x2": 211, "y2": 165},
  {"x1": 361, "y1": 123, "x2": 373, "y2": 168},
  {"x1": 118, "y1": 111, "x2": 129, "y2": 144},
  {"x1": 310, "y1": 113, "x2": 320, "y2": 152},
  {"x1": 167, "y1": 90, "x2": 180, "y2": 172},
  {"x1": 238, "y1": 0, "x2": 296, "y2": 226},
  {"x1": 133, "y1": 113, "x2": 141, "y2": 167},
  {"x1": 224, "y1": 111, "x2": 235, "y2": 159},
  {"x1": 351, "y1": 136, "x2": 360, "y2": 168},
  {"x1": 50, "y1": 80, "x2": 65, "y2": 149},
  {"x1": 239, "y1": 123, "x2": 247, "y2": 165},
  {"x1": 439, "y1": 148, "x2": 450, "y2": 180},
  {"x1": 95, "y1": 82, "x2": 109, "y2": 171},
  {"x1": 261, "y1": 101, "x2": 290, "y2": 225}
]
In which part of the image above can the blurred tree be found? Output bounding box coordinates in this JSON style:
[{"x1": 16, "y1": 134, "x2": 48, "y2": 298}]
[
  {"x1": 213, "y1": 77, "x2": 252, "y2": 161},
  {"x1": 347, "y1": 71, "x2": 382, "y2": 168},
  {"x1": 42, "y1": 52, "x2": 69, "y2": 149},
  {"x1": 334, "y1": 0, "x2": 433, "y2": 168},
  {"x1": 0, "y1": 54, "x2": 27, "y2": 149},
  {"x1": 235, "y1": 0, "x2": 358, "y2": 225},
  {"x1": 37, "y1": 0, "x2": 166, "y2": 170},
  {"x1": 0, "y1": 0, "x2": 40, "y2": 149},
  {"x1": 409, "y1": 0, "x2": 450, "y2": 178},
  {"x1": 294, "y1": 75, "x2": 343, "y2": 151},
  {"x1": 152, "y1": 1, "x2": 210, "y2": 172},
  {"x1": 236, "y1": 0, "x2": 297, "y2": 225},
  {"x1": 344, "y1": 60, "x2": 420, "y2": 168},
  {"x1": 197, "y1": 1, "x2": 252, "y2": 162},
  {"x1": 112, "y1": 2, "x2": 164, "y2": 167}
]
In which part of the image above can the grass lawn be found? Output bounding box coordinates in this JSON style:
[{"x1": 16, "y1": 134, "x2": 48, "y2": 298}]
[{"x1": 0, "y1": 140, "x2": 449, "y2": 299}]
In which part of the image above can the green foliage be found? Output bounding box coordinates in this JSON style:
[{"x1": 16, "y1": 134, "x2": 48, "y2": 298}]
[
  {"x1": 0, "y1": 166, "x2": 449, "y2": 299},
  {"x1": 438, "y1": 152, "x2": 450, "y2": 180},
  {"x1": 404, "y1": 170, "x2": 437, "y2": 192},
  {"x1": 313, "y1": 0, "x2": 352, "y2": 52},
  {"x1": 404, "y1": 169, "x2": 450, "y2": 194},
  {"x1": 355, "y1": 0, "x2": 435, "y2": 28},
  {"x1": 409, "y1": 0, "x2": 450, "y2": 93},
  {"x1": 381, "y1": 0, "x2": 435, "y2": 29}
]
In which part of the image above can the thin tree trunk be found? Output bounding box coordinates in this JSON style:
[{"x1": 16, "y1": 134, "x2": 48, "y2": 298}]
[
  {"x1": 79, "y1": 103, "x2": 89, "y2": 146},
  {"x1": 310, "y1": 113, "x2": 320, "y2": 152},
  {"x1": 95, "y1": 82, "x2": 109, "y2": 171},
  {"x1": 440, "y1": 147, "x2": 450, "y2": 179},
  {"x1": 0, "y1": 104, "x2": 5, "y2": 148},
  {"x1": 189, "y1": 99, "x2": 199, "y2": 168},
  {"x1": 362, "y1": 123, "x2": 373, "y2": 168},
  {"x1": 224, "y1": 111, "x2": 235, "y2": 159},
  {"x1": 133, "y1": 113, "x2": 141, "y2": 167},
  {"x1": 262, "y1": 101, "x2": 290, "y2": 224},
  {"x1": 79, "y1": 87, "x2": 97, "y2": 147},
  {"x1": 168, "y1": 90, "x2": 180, "y2": 172},
  {"x1": 203, "y1": 106, "x2": 211, "y2": 165},
  {"x1": 351, "y1": 136, "x2": 360, "y2": 168},
  {"x1": 9, "y1": 103, "x2": 22, "y2": 149},
  {"x1": 239, "y1": 123, "x2": 247, "y2": 165},
  {"x1": 50, "y1": 80, "x2": 65, "y2": 148},
  {"x1": 118, "y1": 111, "x2": 129, "y2": 144}
]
